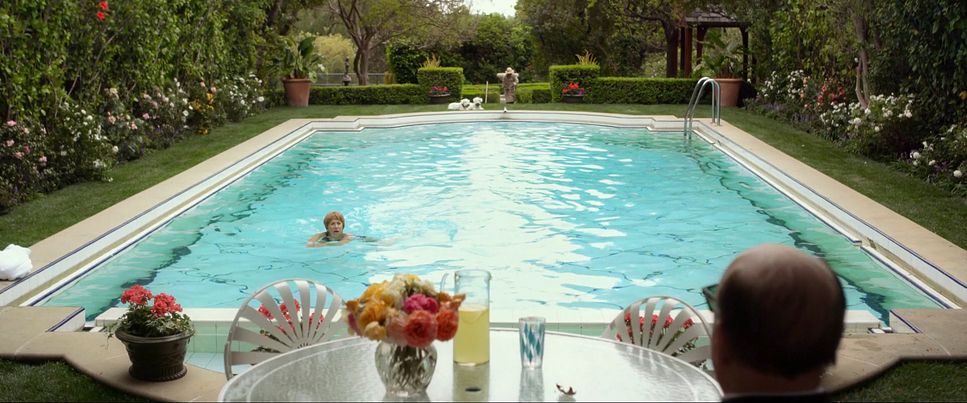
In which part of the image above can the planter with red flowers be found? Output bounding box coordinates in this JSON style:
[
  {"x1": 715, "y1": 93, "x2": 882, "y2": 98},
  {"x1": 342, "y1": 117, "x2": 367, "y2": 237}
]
[
  {"x1": 561, "y1": 82, "x2": 586, "y2": 103},
  {"x1": 108, "y1": 285, "x2": 194, "y2": 382}
]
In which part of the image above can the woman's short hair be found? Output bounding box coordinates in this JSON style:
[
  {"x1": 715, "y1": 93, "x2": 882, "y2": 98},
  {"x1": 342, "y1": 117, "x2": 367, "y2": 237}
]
[
  {"x1": 717, "y1": 244, "x2": 846, "y2": 379},
  {"x1": 323, "y1": 211, "x2": 345, "y2": 229}
]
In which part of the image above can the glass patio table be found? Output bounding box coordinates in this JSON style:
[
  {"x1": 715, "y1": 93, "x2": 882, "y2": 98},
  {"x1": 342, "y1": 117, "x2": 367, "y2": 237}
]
[{"x1": 219, "y1": 328, "x2": 722, "y2": 401}]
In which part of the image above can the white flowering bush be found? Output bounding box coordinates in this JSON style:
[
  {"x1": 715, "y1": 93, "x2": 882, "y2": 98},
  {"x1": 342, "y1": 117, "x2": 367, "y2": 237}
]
[
  {"x1": 101, "y1": 88, "x2": 148, "y2": 161},
  {"x1": 905, "y1": 122, "x2": 967, "y2": 196},
  {"x1": 0, "y1": 118, "x2": 49, "y2": 210},
  {"x1": 132, "y1": 81, "x2": 193, "y2": 148},
  {"x1": 223, "y1": 74, "x2": 267, "y2": 122},
  {"x1": 49, "y1": 99, "x2": 115, "y2": 185},
  {"x1": 835, "y1": 94, "x2": 916, "y2": 156}
]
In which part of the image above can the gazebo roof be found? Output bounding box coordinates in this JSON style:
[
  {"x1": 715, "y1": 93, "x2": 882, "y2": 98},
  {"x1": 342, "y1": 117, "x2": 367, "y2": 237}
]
[{"x1": 685, "y1": 9, "x2": 749, "y2": 28}]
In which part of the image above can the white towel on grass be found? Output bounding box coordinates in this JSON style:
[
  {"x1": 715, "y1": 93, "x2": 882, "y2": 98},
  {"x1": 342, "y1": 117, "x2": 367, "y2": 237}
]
[{"x1": 0, "y1": 244, "x2": 31, "y2": 280}]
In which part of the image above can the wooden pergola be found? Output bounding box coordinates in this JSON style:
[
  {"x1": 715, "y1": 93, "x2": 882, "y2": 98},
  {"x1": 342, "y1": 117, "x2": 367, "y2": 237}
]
[{"x1": 679, "y1": 10, "x2": 750, "y2": 80}]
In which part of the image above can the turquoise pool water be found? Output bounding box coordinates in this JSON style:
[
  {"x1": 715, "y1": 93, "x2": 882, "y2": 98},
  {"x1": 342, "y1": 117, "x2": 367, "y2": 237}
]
[{"x1": 41, "y1": 122, "x2": 940, "y2": 321}]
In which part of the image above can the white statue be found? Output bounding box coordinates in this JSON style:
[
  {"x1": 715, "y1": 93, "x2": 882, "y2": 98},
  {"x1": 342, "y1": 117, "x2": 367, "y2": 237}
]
[{"x1": 497, "y1": 67, "x2": 519, "y2": 103}]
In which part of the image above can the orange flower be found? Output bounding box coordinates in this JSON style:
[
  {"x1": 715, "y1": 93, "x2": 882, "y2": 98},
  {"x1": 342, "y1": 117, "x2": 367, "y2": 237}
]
[
  {"x1": 435, "y1": 309, "x2": 459, "y2": 341},
  {"x1": 403, "y1": 310, "x2": 437, "y2": 348},
  {"x1": 357, "y1": 299, "x2": 388, "y2": 332}
]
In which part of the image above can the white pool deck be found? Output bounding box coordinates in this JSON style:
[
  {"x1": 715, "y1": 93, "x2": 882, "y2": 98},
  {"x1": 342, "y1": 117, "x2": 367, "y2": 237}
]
[{"x1": 1, "y1": 112, "x2": 965, "y2": 401}]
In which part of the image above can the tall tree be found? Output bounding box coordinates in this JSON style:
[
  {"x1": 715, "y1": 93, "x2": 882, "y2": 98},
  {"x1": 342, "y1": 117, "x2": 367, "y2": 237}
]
[{"x1": 328, "y1": 0, "x2": 468, "y2": 85}]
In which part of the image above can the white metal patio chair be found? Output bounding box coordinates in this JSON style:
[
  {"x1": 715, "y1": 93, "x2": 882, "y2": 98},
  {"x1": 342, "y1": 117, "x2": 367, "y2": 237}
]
[
  {"x1": 601, "y1": 296, "x2": 712, "y2": 368},
  {"x1": 223, "y1": 278, "x2": 343, "y2": 379}
]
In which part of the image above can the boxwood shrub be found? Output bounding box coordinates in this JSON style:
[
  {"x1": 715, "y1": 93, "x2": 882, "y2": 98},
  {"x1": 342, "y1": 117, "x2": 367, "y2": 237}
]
[
  {"x1": 548, "y1": 65, "x2": 600, "y2": 102},
  {"x1": 587, "y1": 77, "x2": 698, "y2": 104},
  {"x1": 417, "y1": 67, "x2": 464, "y2": 103},
  {"x1": 461, "y1": 83, "x2": 550, "y2": 104},
  {"x1": 308, "y1": 84, "x2": 424, "y2": 105}
]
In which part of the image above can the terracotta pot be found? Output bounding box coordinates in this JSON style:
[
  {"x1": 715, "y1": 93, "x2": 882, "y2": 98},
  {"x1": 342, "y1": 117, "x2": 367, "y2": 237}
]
[
  {"x1": 561, "y1": 95, "x2": 584, "y2": 104},
  {"x1": 282, "y1": 78, "x2": 312, "y2": 107},
  {"x1": 115, "y1": 330, "x2": 192, "y2": 382},
  {"x1": 714, "y1": 78, "x2": 743, "y2": 107},
  {"x1": 429, "y1": 94, "x2": 451, "y2": 104}
]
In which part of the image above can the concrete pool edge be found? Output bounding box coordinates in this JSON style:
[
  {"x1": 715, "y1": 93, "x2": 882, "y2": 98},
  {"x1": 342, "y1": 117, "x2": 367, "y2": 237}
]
[{"x1": 3, "y1": 110, "x2": 964, "y2": 309}]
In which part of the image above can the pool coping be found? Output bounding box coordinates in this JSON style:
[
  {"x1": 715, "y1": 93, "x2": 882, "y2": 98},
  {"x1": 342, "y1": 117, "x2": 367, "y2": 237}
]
[{"x1": 0, "y1": 111, "x2": 965, "y2": 400}]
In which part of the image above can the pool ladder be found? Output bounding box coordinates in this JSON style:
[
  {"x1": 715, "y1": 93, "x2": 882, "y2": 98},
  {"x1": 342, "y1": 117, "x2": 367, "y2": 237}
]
[{"x1": 684, "y1": 77, "x2": 721, "y2": 139}]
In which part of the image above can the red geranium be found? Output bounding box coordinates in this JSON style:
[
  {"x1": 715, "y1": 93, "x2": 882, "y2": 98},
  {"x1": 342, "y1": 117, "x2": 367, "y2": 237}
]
[
  {"x1": 562, "y1": 82, "x2": 586, "y2": 96},
  {"x1": 110, "y1": 285, "x2": 193, "y2": 338}
]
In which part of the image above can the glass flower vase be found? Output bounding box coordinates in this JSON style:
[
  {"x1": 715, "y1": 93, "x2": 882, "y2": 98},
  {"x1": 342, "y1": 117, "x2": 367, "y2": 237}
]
[{"x1": 374, "y1": 341, "x2": 438, "y2": 397}]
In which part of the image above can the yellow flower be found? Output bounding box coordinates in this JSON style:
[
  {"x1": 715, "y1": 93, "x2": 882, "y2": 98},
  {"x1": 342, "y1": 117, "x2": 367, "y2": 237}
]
[
  {"x1": 360, "y1": 282, "x2": 386, "y2": 302},
  {"x1": 358, "y1": 299, "x2": 388, "y2": 330},
  {"x1": 363, "y1": 321, "x2": 386, "y2": 340}
]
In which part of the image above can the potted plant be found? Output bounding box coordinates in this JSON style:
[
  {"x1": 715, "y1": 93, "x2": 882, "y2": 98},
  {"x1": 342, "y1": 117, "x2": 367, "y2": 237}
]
[
  {"x1": 276, "y1": 36, "x2": 326, "y2": 107},
  {"x1": 428, "y1": 85, "x2": 450, "y2": 104},
  {"x1": 108, "y1": 285, "x2": 194, "y2": 381},
  {"x1": 561, "y1": 82, "x2": 586, "y2": 103},
  {"x1": 694, "y1": 30, "x2": 745, "y2": 107}
]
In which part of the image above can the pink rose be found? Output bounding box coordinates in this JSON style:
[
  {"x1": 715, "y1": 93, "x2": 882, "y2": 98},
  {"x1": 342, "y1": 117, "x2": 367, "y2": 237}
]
[
  {"x1": 403, "y1": 293, "x2": 439, "y2": 314},
  {"x1": 5, "y1": 120, "x2": 15, "y2": 127},
  {"x1": 13, "y1": 151, "x2": 23, "y2": 159}
]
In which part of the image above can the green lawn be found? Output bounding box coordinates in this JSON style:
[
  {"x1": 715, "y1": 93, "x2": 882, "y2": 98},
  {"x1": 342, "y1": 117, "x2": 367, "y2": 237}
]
[{"x1": 1, "y1": 103, "x2": 965, "y2": 401}]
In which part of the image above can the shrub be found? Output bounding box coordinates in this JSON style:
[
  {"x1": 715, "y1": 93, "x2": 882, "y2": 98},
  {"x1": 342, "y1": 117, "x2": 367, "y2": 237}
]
[
  {"x1": 0, "y1": 118, "x2": 47, "y2": 211},
  {"x1": 902, "y1": 122, "x2": 967, "y2": 196},
  {"x1": 417, "y1": 67, "x2": 464, "y2": 103},
  {"x1": 548, "y1": 65, "x2": 599, "y2": 102},
  {"x1": 588, "y1": 78, "x2": 696, "y2": 104},
  {"x1": 308, "y1": 85, "x2": 424, "y2": 105}
]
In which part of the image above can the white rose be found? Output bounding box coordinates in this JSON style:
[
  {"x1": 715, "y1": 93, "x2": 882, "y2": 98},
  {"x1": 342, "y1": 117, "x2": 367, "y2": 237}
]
[
  {"x1": 928, "y1": 160, "x2": 936, "y2": 166},
  {"x1": 955, "y1": 170, "x2": 963, "y2": 178},
  {"x1": 911, "y1": 151, "x2": 921, "y2": 159},
  {"x1": 112, "y1": 145, "x2": 119, "y2": 153}
]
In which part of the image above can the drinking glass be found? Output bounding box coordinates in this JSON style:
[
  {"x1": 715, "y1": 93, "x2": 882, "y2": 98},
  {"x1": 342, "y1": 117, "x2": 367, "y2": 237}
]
[{"x1": 518, "y1": 316, "x2": 546, "y2": 368}]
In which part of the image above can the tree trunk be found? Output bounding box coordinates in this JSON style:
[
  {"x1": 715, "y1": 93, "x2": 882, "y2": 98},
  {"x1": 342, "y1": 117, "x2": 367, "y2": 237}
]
[
  {"x1": 661, "y1": 19, "x2": 679, "y2": 78},
  {"x1": 355, "y1": 47, "x2": 370, "y2": 85},
  {"x1": 851, "y1": 2, "x2": 871, "y2": 109}
]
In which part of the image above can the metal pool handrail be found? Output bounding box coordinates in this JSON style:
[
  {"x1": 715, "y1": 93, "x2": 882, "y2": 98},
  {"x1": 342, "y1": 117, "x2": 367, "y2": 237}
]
[{"x1": 684, "y1": 77, "x2": 721, "y2": 138}]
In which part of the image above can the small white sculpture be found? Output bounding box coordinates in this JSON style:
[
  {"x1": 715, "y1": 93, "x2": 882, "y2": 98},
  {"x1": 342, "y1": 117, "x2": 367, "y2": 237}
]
[
  {"x1": 472, "y1": 97, "x2": 484, "y2": 110},
  {"x1": 448, "y1": 98, "x2": 472, "y2": 110}
]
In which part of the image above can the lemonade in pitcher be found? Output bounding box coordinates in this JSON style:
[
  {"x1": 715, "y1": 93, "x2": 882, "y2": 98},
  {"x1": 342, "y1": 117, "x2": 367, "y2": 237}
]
[{"x1": 454, "y1": 304, "x2": 490, "y2": 364}]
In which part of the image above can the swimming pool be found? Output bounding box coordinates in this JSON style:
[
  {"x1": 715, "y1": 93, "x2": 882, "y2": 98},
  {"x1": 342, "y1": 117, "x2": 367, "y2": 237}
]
[{"x1": 38, "y1": 121, "x2": 941, "y2": 321}]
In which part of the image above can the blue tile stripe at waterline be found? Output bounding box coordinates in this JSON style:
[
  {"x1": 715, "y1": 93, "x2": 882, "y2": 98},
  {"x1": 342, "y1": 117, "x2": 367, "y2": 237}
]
[{"x1": 42, "y1": 122, "x2": 939, "y2": 322}]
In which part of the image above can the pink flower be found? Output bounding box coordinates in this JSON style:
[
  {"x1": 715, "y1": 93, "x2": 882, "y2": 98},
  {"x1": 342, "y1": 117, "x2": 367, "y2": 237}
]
[
  {"x1": 99, "y1": 1, "x2": 109, "y2": 10},
  {"x1": 13, "y1": 151, "x2": 23, "y2": 159},
  {"x1": 96, "y1": 11, "x2": 105, "y2": 21},
  {"x1": 403, "y1": 310, "x2": 437, "y2": 348},
  {"x1": 22, "y1": 145, "x2": 30, "y2": 154},
  {"x1": 142, "y1": 113, "x2": 150, "y2": 120},
  {"x1": 120, "y1": 284, "x2": 152, "y2": 305},
  {"x1": 384, "y1": 313, "x2": 409, "y2": 345},
  {"x1": 403, "y1": 293, "x2": 439, "y2": 314},
  {"x1": 129, "y1": 122, "x2": 137, "y2": 130},
  {"x1": 5, "y1": 120, "x2": 15, "y2": 127},
  {"x1": 4, "y1": 139, "x2": 12, "y2": 147},
  {"x1": 38, "y1": 156, "x2": 47, "y2": 165}
]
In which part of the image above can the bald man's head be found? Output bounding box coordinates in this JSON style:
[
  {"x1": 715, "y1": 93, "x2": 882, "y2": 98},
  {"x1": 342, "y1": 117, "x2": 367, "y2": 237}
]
[{"x1": 715, "y1": 244, "x2": 846, "y2": 378}]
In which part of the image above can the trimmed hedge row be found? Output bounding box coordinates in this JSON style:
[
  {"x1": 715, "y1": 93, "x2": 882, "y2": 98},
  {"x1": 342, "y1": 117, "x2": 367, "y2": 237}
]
[
  {"x1": 460, "y1": 83, "x2": 550, "y2": 104},
  {"x1": 417, "y1": 67, "x2": 464, "y2": 103},
  {"x1": 549, "y1": 65, "x2": 601, "y2": 102},
  {"x1": 588, "y1": 78, "x2": 697, "y2": 104},
  {"x1": 309, "y1": 85, "x2": 425, "y2": 105}
]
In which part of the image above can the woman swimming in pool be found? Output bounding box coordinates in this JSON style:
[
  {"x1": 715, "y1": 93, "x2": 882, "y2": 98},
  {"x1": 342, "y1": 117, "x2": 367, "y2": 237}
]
[{"x1": 306, "y1": 211, "x2": 354, "y2": 247}]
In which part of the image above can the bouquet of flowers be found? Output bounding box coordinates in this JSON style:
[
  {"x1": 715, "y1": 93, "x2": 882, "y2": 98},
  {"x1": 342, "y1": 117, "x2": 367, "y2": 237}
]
[
  {"x1": 428, "y1": 86, "x2": 450, "y2": 96},
  {"x1": 109, "y1": 285, "x2": 194, "y2": 338},
  {"x1": 561, "y1": 82, "x2": 586, "y2": 97},
  {"x1": 345, "y1": 274, "x2": 464, "y2": 347}
]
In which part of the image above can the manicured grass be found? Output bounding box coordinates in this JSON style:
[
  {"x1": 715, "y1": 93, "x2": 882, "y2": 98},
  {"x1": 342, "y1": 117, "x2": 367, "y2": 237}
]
[
  {"x1": 833, "y1": 360, "x2": 967, "y2": 402},
  {"x1": 0, "y1": 359, "x2": 143, "y2": 402}
]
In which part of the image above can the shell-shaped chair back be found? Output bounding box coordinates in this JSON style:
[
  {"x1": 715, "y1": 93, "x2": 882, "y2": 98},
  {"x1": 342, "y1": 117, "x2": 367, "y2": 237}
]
[
  {"x1": 601, "y1": 296, "x2": 711, "y2": 367},
  {"x1": 224, "y1": 278, "x2": 343, "y2": 379}
]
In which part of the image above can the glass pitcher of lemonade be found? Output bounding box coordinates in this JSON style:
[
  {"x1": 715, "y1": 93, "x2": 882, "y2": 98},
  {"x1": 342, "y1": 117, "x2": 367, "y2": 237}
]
[{"x1": 443, "y1": 269, "x2": 491, "y2": 366}]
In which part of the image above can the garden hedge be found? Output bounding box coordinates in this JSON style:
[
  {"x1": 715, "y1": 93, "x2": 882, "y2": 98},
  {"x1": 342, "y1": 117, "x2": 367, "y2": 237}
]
[
  {"x1": 588, "y1": 77, "x2": 697, "y2": 104},
  {"x1": 461, "y1": 83, "x2": 550, "y2": 104},
  {"x1": 308, "y1": 85, "x2": 425, "y2": 105},
  {"x1": 417, "y1": 67, "x2": 464, "y2": 103},
  {"x1": 548, "y1": 65, "x2": 600, "y2": 102}
]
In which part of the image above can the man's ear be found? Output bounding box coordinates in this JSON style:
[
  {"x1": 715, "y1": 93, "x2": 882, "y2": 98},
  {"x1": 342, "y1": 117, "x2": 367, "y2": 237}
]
[{"x1": 711, "y1": 322, "x2": 731, "y2": 367}]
